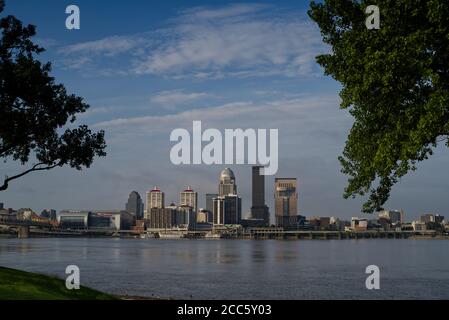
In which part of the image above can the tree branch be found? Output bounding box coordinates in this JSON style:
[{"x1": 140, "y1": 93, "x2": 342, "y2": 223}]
[{"x1": 0, "y1": 162, "x2": 61, "y2": 191}]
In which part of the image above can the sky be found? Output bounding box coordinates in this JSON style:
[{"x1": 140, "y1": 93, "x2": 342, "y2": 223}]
[{"x1": 1, "y1": 0, "x2": 449, "y2": 221}]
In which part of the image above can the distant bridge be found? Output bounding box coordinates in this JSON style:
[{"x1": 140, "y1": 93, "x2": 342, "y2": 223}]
[
  {"x1": 0, "y1": 216, "x2": 54, "y2": 238},
  {"x1": 243, "y1": 228, "x2": 437, "y2": 240}
]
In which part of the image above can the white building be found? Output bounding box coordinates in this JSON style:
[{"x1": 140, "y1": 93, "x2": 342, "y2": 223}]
[{"x1": 146, "y1": 187, "x2": 164, "y2": 212}]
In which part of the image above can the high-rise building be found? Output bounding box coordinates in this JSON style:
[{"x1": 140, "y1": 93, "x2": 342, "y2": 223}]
[
  {"x1": 274, "y1": 178, "x2": 298, "y2": 229},
  {"x1": 219, "y1": 168, "x2": 237, "y2": 196},
  {"x1": 205, "y1": 193, "x2": 218, "y2": 213},
  {"x1": 126, "y1": 191, "x2": 144, "y2": 219},
  {"x1": 213, "y1": 195, "x2": 242, "y2": 225},
  {"x1": 180, "y1": 186, "x2": 198, "y2": 213},
  {"x1": 146, "y1": 187, "x2": 164, "y2": 213},
  {"x1": 250, "y1": 166, "x2": 270, "y2": 226}
]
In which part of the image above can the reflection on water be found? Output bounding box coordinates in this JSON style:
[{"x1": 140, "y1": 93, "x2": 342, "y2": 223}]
[{"x1": 1, "y1": 238, "x2": 449, "y2": 299}]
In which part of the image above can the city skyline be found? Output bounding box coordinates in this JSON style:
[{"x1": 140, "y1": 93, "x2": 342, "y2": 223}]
[{"x1": 1, "y1": 1, "x2": 449, "y2": 221}]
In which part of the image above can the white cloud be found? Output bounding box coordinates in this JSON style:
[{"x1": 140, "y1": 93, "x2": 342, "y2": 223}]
[
  {"x1": 150, "y1": 90, "x2": 210, "y2": 106},
  {"x1": 92, "y1": 96, "x2": 346, "y2": 141},
  {"x1": 57, "y1": 4, "x2": 327, "y2": 78},
  {"x1": 59, "y1": 35, "x2": 144, "y2": 57}
]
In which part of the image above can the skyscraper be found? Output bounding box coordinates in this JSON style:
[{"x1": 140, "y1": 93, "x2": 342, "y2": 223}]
[
  {"x1": 213, "y1": 195, "x2": 242, "y2": 225},
  {"x1": 180, "y1": 186, "x2": 198, "y2": 213},
  {"x1": 205, "y1": 193, "x2": 218, "y2": 213},
  {"x1": 250, "y1": 166, "x2": 270, "y2": 226},
  {"x1": 146, "y1": 187, "x2": 164, "y2": 214},
  {"x1": 274, "y1": 178, "x2": 298, "y2": 229},
  {"x1": 126, "y1": 191, "x2": 144, "y2": 219},
  {"x1": 218, "y1": 168, "x2": 237, "y2": 196},
  {"x1": 213, "y1": 168, "x2": 241, "y2": 225}
]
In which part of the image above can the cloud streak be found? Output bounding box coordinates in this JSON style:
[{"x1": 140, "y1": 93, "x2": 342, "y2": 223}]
[{"x1": 57, "y1": 4, "x2": 327, "y2": 78}]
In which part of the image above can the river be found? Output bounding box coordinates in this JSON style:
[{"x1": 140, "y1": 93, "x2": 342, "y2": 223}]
[{"x1": 1, "y1": 238, "x2": 449, "y2": 299}]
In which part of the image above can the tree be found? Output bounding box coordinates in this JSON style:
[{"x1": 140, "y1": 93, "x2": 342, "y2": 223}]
[
  {"x1": 308, "y1": 0, "x2": 449, "y2": 213},
  {"x1": 0, "y1": 0, "x2": 106, "y2": 191}
]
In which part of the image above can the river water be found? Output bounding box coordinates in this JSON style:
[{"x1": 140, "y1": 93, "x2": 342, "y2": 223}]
[{"x1": 1, "y1": 238, "x2": 449, "y2": 299}]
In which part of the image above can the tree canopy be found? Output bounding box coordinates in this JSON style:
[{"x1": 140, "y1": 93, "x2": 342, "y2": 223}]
[
  {"x1": 0, "y1": 0, "x2": 106, "y2": 191},
  {"x1": 308, "y1": 0, "x2": 449, "y2": 213}
]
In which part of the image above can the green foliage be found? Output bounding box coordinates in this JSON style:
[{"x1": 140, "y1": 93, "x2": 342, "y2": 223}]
[
  {"x1": 308, "y1": 0, "x2": 449, "y2": 213},
  {"x1": 0, "y1": 1, "x2": 106, "y2": 190}
]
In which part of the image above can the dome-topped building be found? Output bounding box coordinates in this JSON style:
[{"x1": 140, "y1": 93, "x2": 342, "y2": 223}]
[
  {"x1": 220, "y1": 168, "x2": 235, "y2": 182},
  {"x1": 219, "y1": 168, "x2": 237, "y2": 196}
]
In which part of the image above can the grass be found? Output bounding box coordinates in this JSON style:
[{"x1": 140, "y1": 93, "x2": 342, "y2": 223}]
[{"x1": 0, "y1": 266, "x2": 117, "y2": 300}]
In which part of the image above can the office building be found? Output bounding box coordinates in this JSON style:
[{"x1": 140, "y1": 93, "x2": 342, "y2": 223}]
[
  {"x1": 250, "y1": 166, "x2": 270, "y2": 226},
  {"x1": 126, "y1": 191, "x2": 144, "y2": 219},
  {"x1": 378, "y1": 210, "x2": 404, "y2": 224},
  {"x1": 213, "y1": 194, "x2": 242, "y2": 225},
  {"x1": 180, "y1": 187, "x2": 198, "y2": 213},
  {"x1": 219, "y1": 168, "x2": 237, "y2": 196},
  {"x1": 205, "y1": 193, "x2": 218, "y2": 213},
  {"x1": 274, "y1": 178, "x2": 298, "y2": 228}
]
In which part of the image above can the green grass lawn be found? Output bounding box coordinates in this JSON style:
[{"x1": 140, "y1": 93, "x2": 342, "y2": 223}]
[{"x1": 0, "y1": 266, "x2": 116, "y2": 300}]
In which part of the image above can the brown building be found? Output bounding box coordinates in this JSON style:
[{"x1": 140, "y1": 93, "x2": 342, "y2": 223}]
[
  {"x1": 147, "y1": 208, "x2": 176, "y2": 229},
  {"x1": 274, "y1": 178, "x2": 298, "y2": 228}
]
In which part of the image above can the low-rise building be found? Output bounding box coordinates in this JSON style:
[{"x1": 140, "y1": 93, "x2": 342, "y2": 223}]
[
  {"x1": 351, "y1": 217, "x2": 368, "y2": 231},
  {"x1": 58, "y1": 211, "x2": 89, "y2": 229},
  {"x1": 412, "y1": 221, "x2": 427, "y2": 231}
]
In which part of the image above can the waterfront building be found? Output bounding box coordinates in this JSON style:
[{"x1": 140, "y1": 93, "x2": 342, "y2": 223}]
[
  {"x1": 412, "y1": 221, "x2": 427, "y2": 231},
  {"x1": 41, "y1": 209, "x2": 57, "y2": 221},
  {"x1": 212, "y1": 194, "x2": 242, "y2": 225},
  {"x1": 274, "y1": 178, "x2": 298, "y2": 229},
  {"x1": 89, "y1": 210, "x2": 134, "y2": 230},
  {"x1": 351, "y1": 217, "x2": 368, "y2": 231},
  {"x1": 435, "y1": 214, "x2": 445, "y2": 224},
  {"x1": 319, "y1": 217, "x2": 331, "y2": 230},
  {"x1": 250, "y1": 166, "x2": 270, "y2": 226},
  {"x1": 58, "y1": 211, "x2": 89, "y2": 229},
  {"x1": 378, "y1": 210, "x2": 404, "y2": 224},
  {"x1": 147, "y1": 205, "x2": 192, "y2": 229},
  {"x1": 219, "y1": 168, "x2": 237, "y2": 196},
  {"x1": 180, "y1": 187, "x2": 198, "y2": 213},
  {"x1": 16, "y1": 208, "x2": 39, "y2": 221},
  {"x1": 420, "y1": 213, "x2": 435, "y2": 223},
  {"x1": 126, "y1": 191, "x2": 144, "y2": 219},
  {"x1": 146, "y1": 187, "x2": 165, "y2": 213}
]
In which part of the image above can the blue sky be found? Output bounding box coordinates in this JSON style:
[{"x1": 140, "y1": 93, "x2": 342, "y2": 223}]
[{"x1": 1, "y1": 1, "x2": 449, "y2": 221}]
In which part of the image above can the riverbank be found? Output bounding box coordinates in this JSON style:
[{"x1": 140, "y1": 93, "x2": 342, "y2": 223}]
[{"x1": 0, "y1": 267, "x2": 116, "y2": 300}]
